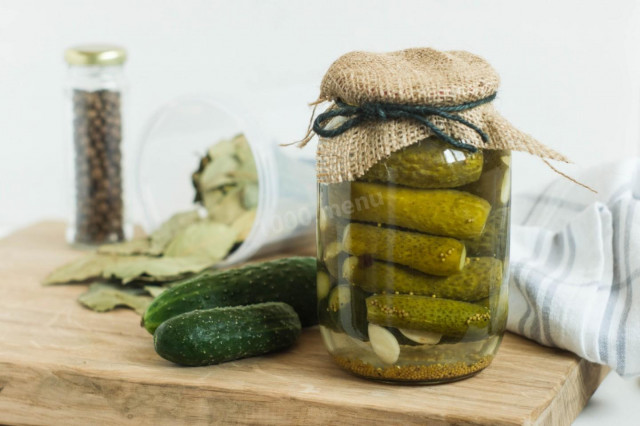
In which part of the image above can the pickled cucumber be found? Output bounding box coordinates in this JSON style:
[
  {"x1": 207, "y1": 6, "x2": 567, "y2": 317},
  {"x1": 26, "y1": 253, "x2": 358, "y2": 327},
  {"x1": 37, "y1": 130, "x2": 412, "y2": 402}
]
[
  {"x1": 317, "y1": 271, "x2": 331, "y2": 300},
  {"x1": 483, "y1": 149, "x2": 510, "y2": 171},
  {"x1": 343, "y1": 256, "x2": 502, "y2": 301},
  {"x1": 329, "y1": 182, "x2": 491, "y2": 239},
  {"x1": 318, "y1": 206, "x2": 347, "y2": 239},
  {"x1": 328, "y1": 285, "x2": 351, "y2": 312},
  {"x1": 461, "y1": 151, "x2": 511, "y2": 206},
  {"x1": 342, "y1": 223, "x2": 466, "y2": 276},
  {"x1": 323, "y1": 284, "x2": 369, "y2": 341},
  {"x1": 361, "y1": 137, "x2": 484, "y2": 189},
  {"x1": 322, "y1": 240, "x2": 342, "y2": 277},
  {"x1": 464, "y1": 207, "x2": 510, "y2": 258},
  {"x1": 474, "y1": 290, "x2": 508, "y2": 333},
  {"x1": 366, "y1": 294, "x2": 491, "y2": 338}
]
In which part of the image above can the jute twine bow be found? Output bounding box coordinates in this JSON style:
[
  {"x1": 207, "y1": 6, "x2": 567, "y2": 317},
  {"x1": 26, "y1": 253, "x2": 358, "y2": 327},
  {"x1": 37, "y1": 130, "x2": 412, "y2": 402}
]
[
  {"x1": 304, "y1": 93, "x2": 497, "y2": 153},
  {"x1": 288, "y1": 98, "x2": 596, "y2": 193}
]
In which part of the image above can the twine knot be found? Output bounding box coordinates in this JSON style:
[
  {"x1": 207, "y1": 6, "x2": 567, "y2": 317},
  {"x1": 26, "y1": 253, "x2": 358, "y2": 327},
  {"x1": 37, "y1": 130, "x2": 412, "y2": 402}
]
[
  {"x1": 309, "y1": 92, "x2": 497, "y2": 152},
  {"x1": 361, "y1": 103, "x2": 388, "y2": 121}
]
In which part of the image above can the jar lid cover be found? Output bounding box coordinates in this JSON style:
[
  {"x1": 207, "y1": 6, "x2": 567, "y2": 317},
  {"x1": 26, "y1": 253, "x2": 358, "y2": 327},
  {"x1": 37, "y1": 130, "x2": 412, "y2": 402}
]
[
  {"x1": 64, "y1": 44, "x2": 127, "y2": 66},
  {"x1": 306, "y1": 48, "x2": 568, "y2": 184}
]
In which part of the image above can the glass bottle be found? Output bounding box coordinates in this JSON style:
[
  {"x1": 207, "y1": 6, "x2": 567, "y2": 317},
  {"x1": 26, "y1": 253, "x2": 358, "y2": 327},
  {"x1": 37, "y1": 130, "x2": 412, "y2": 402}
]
[
  {"x1": 64, "y1": 45, "x2": 132, "y2": 246},
  {"x1": 317, "y1": 137, "x2": 511, "y2": 383}
]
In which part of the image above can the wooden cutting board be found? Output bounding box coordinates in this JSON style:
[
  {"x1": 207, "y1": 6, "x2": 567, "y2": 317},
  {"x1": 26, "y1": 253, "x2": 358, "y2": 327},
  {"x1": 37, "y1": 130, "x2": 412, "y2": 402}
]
[{"x1": 0, "y1": 222, "x2": 608, "y2": 425}]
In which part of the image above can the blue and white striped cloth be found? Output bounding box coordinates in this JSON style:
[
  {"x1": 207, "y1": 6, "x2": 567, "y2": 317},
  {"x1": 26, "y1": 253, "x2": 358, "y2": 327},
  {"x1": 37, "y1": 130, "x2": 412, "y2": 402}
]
[{"x1": 509, "y1": 158, "x2": 640, "y2": 377}]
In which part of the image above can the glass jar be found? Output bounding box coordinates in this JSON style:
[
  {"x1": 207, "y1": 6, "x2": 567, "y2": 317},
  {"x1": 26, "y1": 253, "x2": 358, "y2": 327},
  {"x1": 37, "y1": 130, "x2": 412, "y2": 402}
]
[
  {"x1": 64, "y1": 45, "x2": 132, "y2": 246},
  {"x1": 317, "y1": 137, "x2": 511, "y2": 384},
  {"x1": 136, "y1": 96, "x2": 317, "y2": 266}
]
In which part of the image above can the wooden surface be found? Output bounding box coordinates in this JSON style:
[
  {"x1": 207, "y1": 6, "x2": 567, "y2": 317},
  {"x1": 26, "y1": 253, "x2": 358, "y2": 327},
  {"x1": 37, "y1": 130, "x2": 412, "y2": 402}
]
[{"x1": 0, "y1": 222, "x2": 608, "y2": 425}]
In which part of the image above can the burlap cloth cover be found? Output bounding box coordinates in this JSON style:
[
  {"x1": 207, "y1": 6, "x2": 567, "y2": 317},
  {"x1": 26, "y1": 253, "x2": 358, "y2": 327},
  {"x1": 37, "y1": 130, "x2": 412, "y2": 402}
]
[{"x1": 311, "y1": 48, "x2": 568, "y2": 184}]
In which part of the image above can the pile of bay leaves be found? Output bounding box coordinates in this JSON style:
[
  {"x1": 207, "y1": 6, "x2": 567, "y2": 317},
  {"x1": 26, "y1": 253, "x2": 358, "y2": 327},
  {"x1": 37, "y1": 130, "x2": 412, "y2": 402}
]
[{"x1": 44, "y1": 134, "x2": 258, "y2": 314}]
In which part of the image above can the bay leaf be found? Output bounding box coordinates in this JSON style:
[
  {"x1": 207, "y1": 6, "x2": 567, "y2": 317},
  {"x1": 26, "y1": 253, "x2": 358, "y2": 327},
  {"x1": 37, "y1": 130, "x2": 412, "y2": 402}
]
[
  {"x1": 207, "y1": 137, "x2": 236, "y2": 159},
  {"x1": 208, "y1": 187, "x2": 246, "y2": 225},
  {"x1": 242, "y1": 183, "x2": 259, "y2": 209},
  {"x1": 149, "y1": 210, "x2": 201, "y2": 255},
  {"x1": 231, "y1": 208, "x2": 257, "y2": 242},
  {"x1": 102, "y1": 256, "x2": 214, "y2": 284},
  {"x1": 98, "y1": 238, "x2": 153, "y2": 256},
  {"x1": 228, "y1": 169, "x2": 258, "y2": 183},
  {"x1": 202, "y1": 189, "x2": 225, "y2": 215},
  {"x1": 44, "y1": 254, "x2": 122, "y2": 285},
  {"x1": 201, "y1": 174, "x2": 237, "y2": 191},
  {"x1": 144, "y1": 285, "x2": 167, "y2": 298},
  {"x1": 233, "y1": 134, "x2": 254, "y2": 166},
  {"x1": 164, "y1": 221, "x2": 238, "y2": 261},
  {"x1": 200, "y1": 154, "x2": 239, "y2": 192},
  {"x1": 77, "y1": 283, "x2": 152, "y2": 315}
]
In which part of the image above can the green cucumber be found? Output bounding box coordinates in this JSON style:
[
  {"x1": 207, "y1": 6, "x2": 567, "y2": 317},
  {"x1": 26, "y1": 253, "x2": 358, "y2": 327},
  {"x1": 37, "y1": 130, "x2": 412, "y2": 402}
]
[
  {"x1": 342, "y1": 223, "x2": 466, "y2": 276},
  {"x1": 366, "y1": 294, "x2": 491, "y2": 338},
  {"x1": 142, "y1": 256, "x2": 317, "y2": 334},
  {"x1": 360, "y1": 137, "x2": 484, "y2": 189},
  {"x1": 153, "y1": 302, "x2": 301, "y2": 366},
  {"x1": 343, "y1": 256, "x2": 502, "y2": 301},
  {"x1": 330, "y1": 182, "x2": 491, "y2": 240}
]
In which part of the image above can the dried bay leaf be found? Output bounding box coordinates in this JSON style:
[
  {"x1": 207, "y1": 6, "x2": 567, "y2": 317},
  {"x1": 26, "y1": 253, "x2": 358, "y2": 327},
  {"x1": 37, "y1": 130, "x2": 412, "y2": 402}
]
[
  {"x1": 144, "y1": 285, "x2": 167, "y2": 298},
  {"x1": 44, "y1": 254, "x2": 123, "y2": 285},
  {"x1": 208, "y1": 187, "x2": 246, "y2": 225},
  {"x1": 242, "y1": 183, "x2": 259, "y2": 209},
  {"x1": 233, "y1": 134, "x2": 254, "y2": 166},
  {"x1": 98, "y1": 238, "x2": 153, "y2": 256},
  {"x1": 231, "y1": 209, "x2": 257, "y2": 242},
  {"x1": 200, "y1": 154, "x2": 239, "y2": 191},
  {"x1": 229, "y1": 169, "x2": 258, "y2": 183},
  {"x1": 102, "y1": 256, "x2": 214, "y2": 284},
  {"x1": 164, "y1": 221, "x2": 238, "y2": 261},
  {"x1": 207, "y1": 137, "x2": 236, "y2": 158},
  {"x1": 77, "y1": 283, "x2": 152, "y2": 315},
  {"x1": 149, "y1": 210, "x2": 200, "y2": 255},
  {"x1": 202, "y1": 189, "x2": 225, "y2": 213}
]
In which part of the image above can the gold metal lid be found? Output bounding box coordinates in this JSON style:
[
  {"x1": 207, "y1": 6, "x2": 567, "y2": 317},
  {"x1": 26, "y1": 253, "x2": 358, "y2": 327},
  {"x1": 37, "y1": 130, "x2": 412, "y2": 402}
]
[{"x1": 64, "y1": 44, "x2": 127, "y2": 66}]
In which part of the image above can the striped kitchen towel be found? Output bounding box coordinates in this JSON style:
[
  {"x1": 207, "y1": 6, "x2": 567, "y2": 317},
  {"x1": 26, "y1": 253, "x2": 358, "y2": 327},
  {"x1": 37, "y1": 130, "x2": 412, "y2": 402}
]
[{"x1": 509, "y1": 158, "x2": 640, "y2": 377}]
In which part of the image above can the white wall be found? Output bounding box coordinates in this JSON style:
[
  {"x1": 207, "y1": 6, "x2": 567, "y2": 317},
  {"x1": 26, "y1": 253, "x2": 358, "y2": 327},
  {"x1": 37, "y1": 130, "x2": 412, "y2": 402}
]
[{"x1": 1, "y1": 0, "x2": 639, "y2": 231}]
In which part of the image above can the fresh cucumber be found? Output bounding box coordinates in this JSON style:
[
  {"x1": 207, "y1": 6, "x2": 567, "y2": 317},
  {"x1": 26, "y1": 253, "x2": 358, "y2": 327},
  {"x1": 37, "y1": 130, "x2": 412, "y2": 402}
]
[
  {"x1": 142, "y1": 256, "x2": 317, "y2": 334},
  {"x1": 153, "y1": 302, "x2": 301, "y2": 366}
]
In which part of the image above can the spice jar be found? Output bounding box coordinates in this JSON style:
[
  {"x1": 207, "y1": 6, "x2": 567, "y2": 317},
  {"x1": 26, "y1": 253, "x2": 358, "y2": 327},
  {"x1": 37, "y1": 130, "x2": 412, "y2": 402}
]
[
  {"x1": 64, "y1": 45, "x2": 131, "y2": 246},
  {"x1": 305, "y1": 48, "x2": 566, "y2": 384}
]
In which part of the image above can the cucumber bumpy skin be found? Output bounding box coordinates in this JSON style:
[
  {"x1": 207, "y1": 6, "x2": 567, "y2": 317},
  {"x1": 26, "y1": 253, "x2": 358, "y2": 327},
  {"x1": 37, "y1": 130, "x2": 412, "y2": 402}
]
[
  {"x1": 464, "y1": 207, "x2": 510, "y2": 258},
  {"x1": 361, "y1": 137, "x2": 484, "y2": 189},
  {"x1": 329, "y1": 182, "x2": 491, "y2": 240},
  {"x1": 153, "y1": 302, "x2": 301, "y2": 366},
  {"x1": 343, "y1": 256, "x2": 502, "y2": 301},
  {"x1": 342, "y1": 223, "x2": 466, "y2": 276},
  {"x1": 461, "y1": 150, "x2": 511, "y2": 207},
  {"x1": 366, "y1": 294, "x2": 491, "y2": 338},
  {"x1": 475, "y1": 288, "x2": 509, "y2": 333},
  {"x1": 142, "y1": 256, "x2": 316, "y2": 334}
]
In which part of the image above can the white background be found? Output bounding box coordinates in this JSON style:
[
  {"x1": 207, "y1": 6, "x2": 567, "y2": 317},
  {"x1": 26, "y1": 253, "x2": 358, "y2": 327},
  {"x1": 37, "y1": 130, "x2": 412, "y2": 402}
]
[{"x1": 1, "y1": 1, "x2": 639, "y2": 423}]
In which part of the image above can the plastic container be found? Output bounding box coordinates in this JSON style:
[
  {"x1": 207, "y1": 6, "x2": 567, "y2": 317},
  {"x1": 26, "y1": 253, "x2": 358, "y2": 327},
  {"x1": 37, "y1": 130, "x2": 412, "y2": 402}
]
[
  {"x1": 64, "y1": 44, "x2": 133, "y2": 246},
  {"x1": 317, "y1": 137, "x2": 511, "y2": 384},
  {"x1": 137, "y1": 95, "x2": 316, "y2": 266}
]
